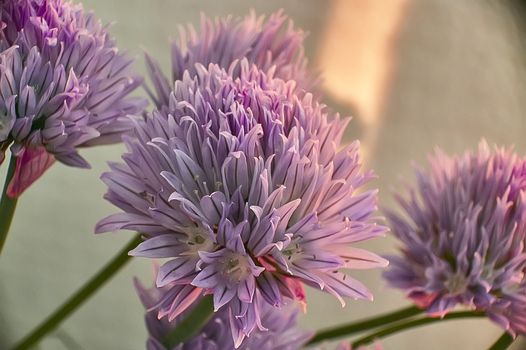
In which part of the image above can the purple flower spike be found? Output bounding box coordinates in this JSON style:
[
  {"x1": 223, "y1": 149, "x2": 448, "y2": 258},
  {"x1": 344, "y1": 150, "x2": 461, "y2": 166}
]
[
  {"x1": 98, "y1": 58, "x2": 387, "y2": 347},
  {"x1": 0, "y1": 0, "x2": 146, "y2": 197},
  {"x1": 384, "y1": 141, "x2": 526, "y2": 336},
  {"x1": 135, "y1": 270, "x2": 312, "y2": 350},
  {"x1": 145, "y1": 10, "x2": 314, "y2": 111}
]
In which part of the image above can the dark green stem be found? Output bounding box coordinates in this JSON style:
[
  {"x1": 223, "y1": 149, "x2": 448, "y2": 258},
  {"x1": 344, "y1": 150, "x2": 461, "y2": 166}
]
[
  {"x1": 488, "y1": 332, "x2": 514, "y2": 350},
  {"x1": 163, "y1": 296, "x2": 214, "y2": 348},
  {"x1": 12, "y1": 235, "x2": 142, "y2": 350},
  {"x1": 351, "y1": 311, "x2": 486, "y2": 348},
  {"x1": 0, "y1": 155, "x2": 18, "y2": 255},
  {"x1": 308, "y1": 305, "x2": 423, "y2": 345}
]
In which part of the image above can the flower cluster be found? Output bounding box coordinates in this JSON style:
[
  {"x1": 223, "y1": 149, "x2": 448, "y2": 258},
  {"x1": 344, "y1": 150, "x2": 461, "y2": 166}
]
[
  {"x1": 98, "y1": 59, "x2": 387, "y2": 346},
  {"x1": 384, "y1": 141, "x2": 526, "y2": 336},
  {"x1": 97, "y1": 11, "x2": 386, "y2": 346},
  {"x1": 145, "y1": 10, "x2": 313, "y2": 111},
  {"x1": 4, "y1": 2, "x2": 524, "y2": 350},
  {"x1": 0, "y1": 0, "x2": 145, "y2": 197},
  {"x1": 135, "y1": 271, "x2": 312, "y2": 350}
]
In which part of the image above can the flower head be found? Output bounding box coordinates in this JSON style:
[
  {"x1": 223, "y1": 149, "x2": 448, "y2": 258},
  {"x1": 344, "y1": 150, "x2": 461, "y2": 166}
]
[
  {"x1": 98, "y1": 59, "x2": 386, "y2": 346},
  {"x1": 0, "y1": 0, "x2": 145, "y2": 196},
  {"x1": 135, "y1": 271, "x2": 312, "y2": 350},
  {"x1": 145, "y1": 10, "x2": 313, "y2": 111},
  {"x1": 384, "y1": 141, "x2": 526, "y2": 336}
]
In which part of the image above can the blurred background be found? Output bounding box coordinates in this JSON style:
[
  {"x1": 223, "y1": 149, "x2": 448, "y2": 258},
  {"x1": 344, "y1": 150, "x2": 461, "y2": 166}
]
[{"x1": 1, "y1": 0, "x2": 526, "y2": 349}]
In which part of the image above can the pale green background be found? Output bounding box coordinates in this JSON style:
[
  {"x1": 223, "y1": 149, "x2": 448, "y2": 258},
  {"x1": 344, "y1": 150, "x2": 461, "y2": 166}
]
[{"x1": 1, "y1": 1, "x2": 526, "y2": 349}]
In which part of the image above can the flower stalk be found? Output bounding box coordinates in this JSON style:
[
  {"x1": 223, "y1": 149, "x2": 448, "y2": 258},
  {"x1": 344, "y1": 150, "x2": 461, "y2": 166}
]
[
  {"x1": 0, "y1": 155, "x2": 18, "y2": 255},
  {"x1": 350, "y1": 311, "x2": 486, "y2": 348},
  {"x1": 12, "y1": 235, "x2": 142, "y2": 350},
  {"x1": 488, "y1": 332, "x2": 514, "y2": 350},
  {"x1": 308, "y1": 305, "x2": 423, "y2": 345}
]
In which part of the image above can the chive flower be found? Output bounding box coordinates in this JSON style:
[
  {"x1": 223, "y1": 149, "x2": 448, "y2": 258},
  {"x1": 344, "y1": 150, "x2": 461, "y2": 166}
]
[
  {"x1": 97, "y1": 58, "x2": 386, "y2": 346},
  {"x1": 0, "y1": 0, "x2": 145, "y2": 196},
  {"x1": 385, "y1": 141, "x2": 526, "y2": 336},
  {"x1": 145, "y1": 10, "x2": 313, "y2": 112}
]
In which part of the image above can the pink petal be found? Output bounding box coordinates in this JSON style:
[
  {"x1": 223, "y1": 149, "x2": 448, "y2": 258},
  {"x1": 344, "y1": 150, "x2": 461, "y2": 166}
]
[
  {"x1": 7, "y1": 147, "x2": 55, "y2": 198},
  {"x1": 284, "y1": 276, "x2": 307, "y2": 312}
]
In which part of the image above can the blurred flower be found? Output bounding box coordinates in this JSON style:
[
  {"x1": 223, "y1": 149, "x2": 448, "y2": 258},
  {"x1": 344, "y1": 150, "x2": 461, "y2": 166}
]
[
  {"x1": 145, "y1": 10, "x2": 313, "y2": 111},
  {"x1": 0, "y1": 0, "x2": 145, "y2": 197},
  {"x1": 135, "y1": 270, "x2": 312, "y2": 350},
  {"x1": 384, "y1": 141, "x2": 526, "y2": 336},
  {"x1": 97, "y1": 59, "x2": 386, "y2": 346}
]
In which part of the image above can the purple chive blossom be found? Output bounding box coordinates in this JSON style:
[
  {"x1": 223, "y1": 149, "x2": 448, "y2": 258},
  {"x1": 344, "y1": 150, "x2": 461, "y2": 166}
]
[
  {"x1": 145, "y1": 10, "x2": 313, "y2": 111},
  {"x1": 0, "y1": 0, "x2": 145, "y2": 197},
  {"x1": 384, "y1": 141, "x2": 526, "y2": 336},
  {"x1": 135, "y1": 270, "x2": 312, "y2": 350},
  {"x1": 97, "y1": 60, "x2": 386, "y2": 347}
]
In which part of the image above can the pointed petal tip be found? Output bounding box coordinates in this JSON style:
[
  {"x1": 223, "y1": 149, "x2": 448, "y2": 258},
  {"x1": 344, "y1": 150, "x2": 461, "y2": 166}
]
[{"x1": 93, "y1": 222, "x2": 108, "y2": 234}]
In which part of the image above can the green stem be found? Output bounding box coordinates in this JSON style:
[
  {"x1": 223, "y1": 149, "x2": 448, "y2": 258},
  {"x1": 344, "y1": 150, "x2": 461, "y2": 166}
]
[
  {"x1": 12, "y1": 235, "x2": 142, "y2": 350},
  {"x1": 0, "y1": 155, "x2": 18, "y2": 255},
  {"x1": 488, "y1": 332, "x2": 514, "y2": 350},
  {"x1": 351, "y1": 311, "x2": 486, "y2": 348},
  {"x1": 308, "y1": 305, "x2": 423, "y2": 345},
  {"x1": 163, "y1": 296, "x2": 214, "y2": 348}
]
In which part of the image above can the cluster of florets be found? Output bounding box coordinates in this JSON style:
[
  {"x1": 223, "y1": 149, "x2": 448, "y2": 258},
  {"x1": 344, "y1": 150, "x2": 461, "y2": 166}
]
[
  {"x1": 385, "y1": 141, "x2": 526, "y2": 336},
  {"x1": 145, "y1": 10, "x2": 313, "y2": 112},
  {"x1": 0, "y1": 0, "x2": 145, "y2": 196},
  {"x1": 98, "y1": 58, "x2": 387, "y2": 346}
]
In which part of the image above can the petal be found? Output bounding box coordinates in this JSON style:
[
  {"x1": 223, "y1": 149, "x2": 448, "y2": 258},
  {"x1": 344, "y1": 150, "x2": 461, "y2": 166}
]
[
  {"x1": 293, "y1": 252, "x2": 343, "y2": 270},
  {"x1": 157, "y1": 257, "x2": 198, "y2": 287},
  {"x1": 55, "y1": 152, "x2": 91, "y2": 168},
  {"x1": 341, "y1": 247, "x2": 389, "y2": 269},
  {"x1": 256, "y1": 271, "x2": 282, "y2": 306},
  {"x1": 198, "y1": 249, "x2": 226, "y2": 264},
  {"x1": 275, "y1": 199, "x2": 301, "y2": 235},
  {"x1": 133, "y1": 277, "x2": 158, "y2": 309},
  {"x1": 320, "y1": 271, "x2": 373, "y2": 305},
  {"x1": 248, "y1": 215, "x2": 278, "y2": 256},
  {"x1": 0, "y1": 97, "x2": 15, "y2": 142},
  {"x1": 200, "y1": 191, "x2": 226, "y2": 224},
  {"x1": 283, "y1": 276, "x2": 307, "y2": 306},
  {"x1": 213, "y1": 284, "x2": 236, "y2": 311},
  {"x1": 129, "y1": 234, "x2": 187, "y2": 258},
  {"x1": 229, "y1": 310, "x2": 246, "y2": 349},
  {"x1": 160, "y1": 285, "x2": 202, "y2": 321},
  {"x1": 222, "y1": 151, "x2": 250, "y2": 198},
  {"x1": 192, "y1": 265, "x2": 220, "y2": 289},
  {"x1": 7, "y1": 147, "x2": 55, "y2": 198},
  {"x1": 237, "y1": 276, "x2": 256, "y2": 303},
  {"x1": 95, "y1": 212, "x2": 165, "y2": 234}
]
